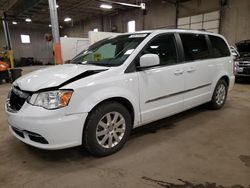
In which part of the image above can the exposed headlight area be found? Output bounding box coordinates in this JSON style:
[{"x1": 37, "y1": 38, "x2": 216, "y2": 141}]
[
  {"x1": 6, "y1": 87, "x2": 32, "y2": 112},
  {"x1": 28, "y1": 90, "x2": 73, "y2": 110}
]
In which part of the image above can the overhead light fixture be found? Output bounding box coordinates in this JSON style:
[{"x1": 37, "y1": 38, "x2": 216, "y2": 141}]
[
  {"x1": 49, "y1": 24, "x2": 52, "y2": 27},
  {"x1": 100, "y1": 4, "x2": 112, "y2": 9},
  {"x1": 56, "y1": 4, "x2": 59, "y2": 8},
  {"x1": 64, "y1": 17, "x2": 72, "y2": 22},
  {"x1": 99, "y1": 0, "x2": 146, "y2": 10},
  {"x1": 59, "y1": 25, "x2": 63, "y2": 29},
  {"x1": 12, "y1": 21, "x2": 17, "y2": 25},
  {"x1": 25, "y1": 18, "x2": 32, "y2": 22}
]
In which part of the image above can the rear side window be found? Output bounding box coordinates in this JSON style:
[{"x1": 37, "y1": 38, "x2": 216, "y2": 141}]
[
  {"x1": 209, "y1": 35, "x2": 230, "y2": 58},
  {"x1": 180, "y1": 34, "x2": 210, "y2": 61}
]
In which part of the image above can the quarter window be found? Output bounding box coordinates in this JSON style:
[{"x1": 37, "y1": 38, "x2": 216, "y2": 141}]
[
  {"x1": 209, "y1": 35, "x2": 230, "y2": 58},
  {"x1": 180, "y1": 34, "x2": 210, "y2": 61},
  {"x1": 142, "y1": 34, "x2": 178, "y2": 66}
]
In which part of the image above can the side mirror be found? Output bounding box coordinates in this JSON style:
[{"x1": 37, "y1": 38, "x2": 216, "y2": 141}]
[
  {"x1": 139, "y1": 54, "x2": 160, "y2": 68},
  {"x1": 231, "y1": 52, "x2": 238, "y2": 57}
]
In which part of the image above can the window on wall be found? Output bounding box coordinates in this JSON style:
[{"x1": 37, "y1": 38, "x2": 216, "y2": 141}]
[
  {"x1": 177, "y1": 11, "x2": 220, "y2": 33},
  {"x1": 20, "y1": 34, "x2": 31, "y2": 44},
  {"x1": 128, "y1": 20, "x2": 135, "y2": 33}
]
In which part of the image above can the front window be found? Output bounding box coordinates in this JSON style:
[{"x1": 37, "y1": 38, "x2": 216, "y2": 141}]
[
  {"x1": 71, "y1": 34, "x2": 148, "y2": 67},
  {"x1": 141, "y1": 34, "x2": 178, "y2": 66}
]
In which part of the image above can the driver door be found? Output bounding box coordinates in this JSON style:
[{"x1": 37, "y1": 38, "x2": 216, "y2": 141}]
[{"x1": 137, "y1": 34, "x2": 186, "y2": 124}]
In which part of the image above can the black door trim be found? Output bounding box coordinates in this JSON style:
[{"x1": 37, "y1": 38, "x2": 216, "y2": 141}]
[{"x1": 145, "y1": 83, "x2": 212, "y2": 103}]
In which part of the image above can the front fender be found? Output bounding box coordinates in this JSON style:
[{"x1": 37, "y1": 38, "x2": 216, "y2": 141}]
[{"x1": 64, "y1": 73, "x2": 140, "y2": 127}]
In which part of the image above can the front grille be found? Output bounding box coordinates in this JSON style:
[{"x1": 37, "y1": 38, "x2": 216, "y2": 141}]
[
  {"x1": 239, "y1": 61, "x2": 250, "y2": 67},
  {"x1": 7, "y1": 87, "x2": 31, "y2": 112}
]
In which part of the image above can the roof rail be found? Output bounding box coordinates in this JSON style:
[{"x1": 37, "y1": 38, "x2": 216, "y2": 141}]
[{"x1": 152, "y1": 27, "x2": 212, "y2": 32}]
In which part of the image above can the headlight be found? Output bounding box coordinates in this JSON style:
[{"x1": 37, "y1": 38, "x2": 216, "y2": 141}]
[
  {"x1": 28, "y1": 90, "x2": 73, "y2": 110},
  {"x1": 234, "y1": 61, "x2": 239, "y2": 66}
]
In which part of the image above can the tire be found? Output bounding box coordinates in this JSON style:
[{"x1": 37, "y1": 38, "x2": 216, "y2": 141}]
[
  {"x1": 83, "y1": 101, "x2": 132, "y2": 157},
  {"x1": 208, "y1": 79, "x2": 228, "y2": 110}
]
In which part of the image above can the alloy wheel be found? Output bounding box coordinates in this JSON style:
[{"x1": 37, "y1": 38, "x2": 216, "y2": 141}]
[
  {"x1": 96, "y1": 112, "x2": 126, "y2": 148},
  {"x1": 215, "y1": 84, "x2": 226, "y2": 106}
]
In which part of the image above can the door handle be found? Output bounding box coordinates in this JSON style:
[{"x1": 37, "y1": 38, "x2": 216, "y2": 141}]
[
  {"x1": 187, "y1": 67, "x2": 196, "y2": 73},
  {"x1": 174, "y1": 69, "x2": 184, "y2": 75}
]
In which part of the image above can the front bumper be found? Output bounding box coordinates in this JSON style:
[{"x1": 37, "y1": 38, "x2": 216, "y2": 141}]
[
  {"x1": 235, "y1": 65, "x2": 250, "y2": 77},
  {"x1": 6, "y1": 102, "x2": 88, "y2": 150},
  {"x1": 235, "y1": 73, "x2": 250, "y2": 77}
]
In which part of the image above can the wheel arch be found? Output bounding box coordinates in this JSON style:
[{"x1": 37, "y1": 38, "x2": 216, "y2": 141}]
[
  {"x1": 219, "y1": 75, "x2": 230, "y2": 86},
  {"x1": 85, "y1": 97, "x2": 135, "y2": 127}
]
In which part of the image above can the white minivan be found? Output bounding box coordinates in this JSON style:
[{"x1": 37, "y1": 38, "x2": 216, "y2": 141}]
[{"x1": 6, "y1": 30, "x2": 235, "y2": 156}]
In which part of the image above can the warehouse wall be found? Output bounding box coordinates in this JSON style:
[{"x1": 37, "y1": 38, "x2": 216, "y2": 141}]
[
  {"x1": 62, "y1": 0, "x2": 176, "y2": 37},
  {"x1": 62, "y1": 17, "x2": 105, "y2": 38},
  {"x1": 179, "y1": 0, "x2": 220, "y2": 17},
  {"x1": 0, "y1": 24, "x2": 53, "y2": 64},
  {"x1": 220, "y1": 0, "x2": 250, "y2": 45},
  {"x1": 178, "y1": 0, "x2": 250, "y2": 45},
  {"x1": 109, "y1": 0, "x2": 176, "y2": 32},
  {"x1": 1, "y1": 0, "x2": 250, "y2": 62}
]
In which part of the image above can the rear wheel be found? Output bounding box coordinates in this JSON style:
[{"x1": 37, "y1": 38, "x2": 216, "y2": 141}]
[
  {"x1": 83, "y1": 101, "x2": 132, "y2": 157},
  {"x1": 208, "y1": 79, "x2": 228, "y2": 110}
]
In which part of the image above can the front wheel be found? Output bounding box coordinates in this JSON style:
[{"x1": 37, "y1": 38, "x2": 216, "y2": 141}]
[
  {"x1": 83, "y1": 101, "x2": 132, "y2": 157},
  {"x1": 208, "y1": 79, "x2": 228, "y2": 110}
]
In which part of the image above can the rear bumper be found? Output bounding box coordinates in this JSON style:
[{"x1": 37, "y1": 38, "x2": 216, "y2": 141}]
[{"x1": 6, "y1": 103, "x2": 88, "y2": 150}]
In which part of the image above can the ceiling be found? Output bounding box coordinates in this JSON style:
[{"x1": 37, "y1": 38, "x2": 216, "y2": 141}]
[
  {"x1": 0, "y1": 0, "x2": 190, "y2": 26},
  {"x1": 0, "y1": 0, "x2": 147, "y2": 26}
]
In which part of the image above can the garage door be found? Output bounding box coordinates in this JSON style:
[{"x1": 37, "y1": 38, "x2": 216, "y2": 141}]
[{"x1": 177, "y1": 11, "x2": 220, "y2": 33}]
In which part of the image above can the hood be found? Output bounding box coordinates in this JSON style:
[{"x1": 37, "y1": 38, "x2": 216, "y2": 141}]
[
  {"x1": 236, "y1": 56, "x2": 250, "y2": 61},
  {"x1": 14, "y1": 64, "x2": 108, "y2": 92},
  {"x1": 236, "y1": 40, "x2": 250, "y2": 58}
]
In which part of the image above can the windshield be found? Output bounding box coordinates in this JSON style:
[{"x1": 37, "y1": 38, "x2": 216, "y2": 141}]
[{"x1": 71, "y1": 34, "x2": 149, "y2": 67}]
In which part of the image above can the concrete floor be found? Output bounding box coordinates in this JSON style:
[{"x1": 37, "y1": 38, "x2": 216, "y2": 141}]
[{"x1": 0, "y1": 66, "x2": 250, "y2": 188}]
